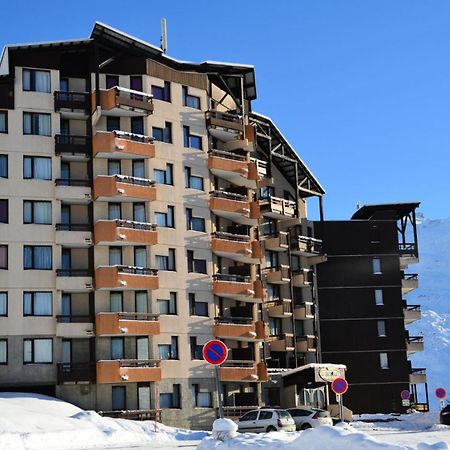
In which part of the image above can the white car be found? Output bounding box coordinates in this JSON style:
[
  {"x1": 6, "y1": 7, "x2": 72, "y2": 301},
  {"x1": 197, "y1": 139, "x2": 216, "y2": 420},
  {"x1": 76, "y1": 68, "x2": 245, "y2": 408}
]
[
  {"x1": 287, "y1": 408, "x2": 333, "y2": 430},
  {"x1": 235, "y1": 408, "x2": 296, "y2": 433}
]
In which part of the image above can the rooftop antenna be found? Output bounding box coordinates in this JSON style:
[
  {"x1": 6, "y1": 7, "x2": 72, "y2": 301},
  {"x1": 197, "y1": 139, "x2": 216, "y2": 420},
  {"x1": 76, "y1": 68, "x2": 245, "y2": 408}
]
[
  {"x1": 160, "y1": 18, "x2": 167, "y2": 53},
  {"x1": 356, "y1": 201, "x2": 362, "y2": 210}
]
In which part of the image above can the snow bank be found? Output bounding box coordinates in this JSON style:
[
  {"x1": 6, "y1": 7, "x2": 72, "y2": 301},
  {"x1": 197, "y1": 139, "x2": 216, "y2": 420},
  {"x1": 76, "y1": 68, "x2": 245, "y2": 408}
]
[{"x1": 353, "y1": 412, "x2": 441, "y2": 431}]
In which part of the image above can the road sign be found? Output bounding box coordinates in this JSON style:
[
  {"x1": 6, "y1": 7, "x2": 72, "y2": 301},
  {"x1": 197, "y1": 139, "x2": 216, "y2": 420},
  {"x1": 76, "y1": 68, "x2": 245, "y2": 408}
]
[
  {"x1": 203, "y1": 340, "x2": 228, "y2": 366},
  {"x1": 331, "y1": 377, "x2": 348, "y2": 395},
  {"x1": 436, "y1": 387, "x2": 447, "y2": 399},
  {"x1": 402, "y1": 399, "x2": 411, "y2": 407},
  {"x1": 400, "y1": 390, "x2": 411, "y2": 400}
]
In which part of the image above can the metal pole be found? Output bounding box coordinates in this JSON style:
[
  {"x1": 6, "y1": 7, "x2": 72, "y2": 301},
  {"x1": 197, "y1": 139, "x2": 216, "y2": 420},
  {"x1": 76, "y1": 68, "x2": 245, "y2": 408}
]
[
  {"x1": 215, "y1": 366, "x2": 224, "y2": 418},
  {"x1": 337, "y1": 394, "x2": 343, "y2": 422}
]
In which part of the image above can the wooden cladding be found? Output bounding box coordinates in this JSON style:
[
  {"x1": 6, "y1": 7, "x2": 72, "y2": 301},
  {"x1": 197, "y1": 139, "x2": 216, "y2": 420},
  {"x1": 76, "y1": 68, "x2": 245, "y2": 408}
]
[{"x1": 147, "y1": 60, "x2": 207, "y2": 91}]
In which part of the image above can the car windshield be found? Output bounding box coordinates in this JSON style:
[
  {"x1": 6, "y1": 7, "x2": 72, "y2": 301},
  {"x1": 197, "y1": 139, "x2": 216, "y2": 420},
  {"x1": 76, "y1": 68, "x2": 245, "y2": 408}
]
[
  {"x1": 277, "y1": 410, "x2": 291, "y2": 419},
  {"x1": 312, "y1": 409, "x2": 330, "y2": 418}
]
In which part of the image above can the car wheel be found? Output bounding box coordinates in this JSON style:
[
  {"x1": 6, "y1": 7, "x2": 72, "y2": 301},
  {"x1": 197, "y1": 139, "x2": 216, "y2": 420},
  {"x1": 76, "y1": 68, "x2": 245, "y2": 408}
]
[
  {"x1": 301, "y1": 423, "x2": 312, "y2": 430},
  {"x1": 267, "y1": 426, "x2": 277, "y2": 432}
]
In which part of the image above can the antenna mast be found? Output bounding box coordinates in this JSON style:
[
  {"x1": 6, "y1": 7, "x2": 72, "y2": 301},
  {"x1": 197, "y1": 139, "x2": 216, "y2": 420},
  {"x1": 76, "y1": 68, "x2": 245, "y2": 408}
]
[{"x1": 160, "y1": 18, "x2": 167, "y2": 53}]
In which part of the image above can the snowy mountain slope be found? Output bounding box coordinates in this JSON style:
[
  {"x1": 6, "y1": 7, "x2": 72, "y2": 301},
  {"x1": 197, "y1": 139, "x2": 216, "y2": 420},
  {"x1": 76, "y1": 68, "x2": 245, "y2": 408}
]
[{"x1": 407, "y1": 217, "x2": 450, "y2": 410}]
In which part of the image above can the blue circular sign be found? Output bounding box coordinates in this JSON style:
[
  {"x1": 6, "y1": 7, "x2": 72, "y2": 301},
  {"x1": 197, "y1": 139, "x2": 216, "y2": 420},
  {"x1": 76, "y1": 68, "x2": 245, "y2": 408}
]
[
  {"x1": 203, "y1": 340, "x2": 228, "y2": 365},
  {"x1": 400, "y1": 390, "x2": 411, "y2": 400},
  {"x1": 331, "y1": 377, "x2": 348, "y2": 395},
  {"x1": 436, "y1": 388, "x2": 447, "y2": 399}
]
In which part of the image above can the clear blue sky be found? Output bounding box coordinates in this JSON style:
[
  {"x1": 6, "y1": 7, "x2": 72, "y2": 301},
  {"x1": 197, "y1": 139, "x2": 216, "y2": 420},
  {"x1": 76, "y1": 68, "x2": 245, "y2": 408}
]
[{"x1": 1, "y1": 0, "x2": 449, "y2": 219}]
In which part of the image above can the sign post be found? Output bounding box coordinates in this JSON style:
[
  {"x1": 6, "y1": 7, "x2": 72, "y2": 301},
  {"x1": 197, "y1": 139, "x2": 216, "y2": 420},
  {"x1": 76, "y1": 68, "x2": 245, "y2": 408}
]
[
  {"x1": 400, "y1": 390, "x2": 411, "y2": 407},
  {"x1": 331, "y1": 377, "x2": 348, "y2": 422},
  {"x1": 435, "y1": 387, "x2": 447, "y2": 410},
  {"x1": 203, "y1": 339, "x2": 228, "y2": 419}
]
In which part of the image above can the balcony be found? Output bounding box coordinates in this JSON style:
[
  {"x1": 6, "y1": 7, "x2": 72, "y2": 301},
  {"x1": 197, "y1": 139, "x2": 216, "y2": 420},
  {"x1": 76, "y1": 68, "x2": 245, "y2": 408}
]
[
  {"x1": 211, "y1": 232, "x2": 262, "y2": 264},
  {"x1": 290, "y1": 236, "x2": 326, "y2": 264},
  {"x1": 213, "y1": 317, "x2": 268, "y2": 342},
  {"x1": 264, "y1": 232, "x2": 289, "y2": 252},
  {"x1": 410, "y1": 368, "x2": 427, "y2": 384},
  {"x1": 292, "y1": 269, "x2": 313, "y2": 288},
  {"x1": 402, "y1": 273, "x2": 419, "y2": 294},
  {"x1": 219, "y1": 361, "x2": 269, "y2": 382},
  {"x1": 94, "y1": 220, "x2": 157, "y2": 246},
  {"x1": 93, "y1": 131, "x2": 155, "y2": 159},
  {"x1": 269, "y1": 333, "x2": 295, "y2": 352},
  {"x1": 55, "y1": 224, "x2": 92, "y2": 248},
  {"x1": 399, "y1": 243, "x2": 419, "y2": 269},
  {"x1": 294, "y1": 302, "x2": 314, "y2": 320},
  {"x1": 55, "y1": 179, "x2": 92, "y2": 204},
  {"x1": 95, "y1": 265, "x2": 159, "y2": 291},
  {"x1": 406, "y1": 336, "x2": 424, "y2": 354},
  {"x1": 54, "y1": 91, "x2": 90, "y2": 119},
  {"x1": 57, "y1": 362, "x2": 96, "y2": 384},
  {"x1": 212, "y1": 274, "x2": 264, "y2": 303},
  {"x1": 55, "y1": 135, "x2": 91, "y2": 161},
  {"x1": 207, "y1": 150, "x2": 261, "y2": 188},
  {"x1": 93, "y1": 175, "x2": 156, "y2": 202},
  {"x1": 267, "y1": 298, "x2": 293, "y2": 318},
  {"x1": 259, "y1": 197, "x2": 297, "y2": 219},
  {"x1": 403, "y1": 304, "x2": 421, "y2": 324},
  {"x1": 209, "y1": 191, "x2": 261, "y2": 226},
  {"x1": 56, "y1": 315, "x2": 94, "y2": 338},
  {"x1": 97, "y1": 87, "x2": 153, "y2": 117},
  {"x1": 56, "y1": 269, "x2": 93, "y2": 292},
  {"x1": 265, "y1": 265, "x2": 290, "y2": 284},
  {"x1": 296, "y1": 335, "x2": 317, "y2": 353},
  {"x1": 96, "y1": 312, "x2": 160, "y2": 336},
  {"x1": 96, "y1": 359, "x2": 161, "y2": 384}
]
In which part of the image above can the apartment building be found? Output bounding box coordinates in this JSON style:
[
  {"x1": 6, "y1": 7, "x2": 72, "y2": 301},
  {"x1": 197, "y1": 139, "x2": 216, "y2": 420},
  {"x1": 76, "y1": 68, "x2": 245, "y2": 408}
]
[
  {"x1": 0, "y1": 23, "x2": 331, "y2": 428},
  {"x1": 316, "y1": 203, "x2": 429, "y2": 413}
]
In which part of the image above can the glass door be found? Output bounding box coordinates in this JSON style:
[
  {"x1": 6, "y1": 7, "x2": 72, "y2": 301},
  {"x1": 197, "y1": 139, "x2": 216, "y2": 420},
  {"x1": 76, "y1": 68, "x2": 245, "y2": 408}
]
[{"x1": 137, "y1": 337, "x2": 149, "y2": 360}]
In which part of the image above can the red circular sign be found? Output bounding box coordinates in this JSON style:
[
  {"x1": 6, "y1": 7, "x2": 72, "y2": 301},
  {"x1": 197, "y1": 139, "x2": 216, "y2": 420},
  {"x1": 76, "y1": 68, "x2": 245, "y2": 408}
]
[
  {"x1": 436, "y1": 387, "x2": 447, "y2": 399},
  {"x1": 400, "y1": 390, "x2": 411, "y2": 400},
  {"x1": 331, "y1": 377, "x2": 348, "y2": 395},
  {"x1": 203, "y1": 340, "x2": 228, "y2": 365}
]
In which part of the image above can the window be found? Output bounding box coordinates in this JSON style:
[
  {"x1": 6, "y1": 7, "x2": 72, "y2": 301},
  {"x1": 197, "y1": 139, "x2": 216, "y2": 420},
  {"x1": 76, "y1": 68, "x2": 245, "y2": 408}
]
[
  {"x1": 260, "y1": 186, "x2": 274, "y2": 199},
  {"x1": 0, "y1": 200, "x2": 8, "y2": 223},
  {"x1": 374, "y1": 289, "x2": 384, "y2": 306},
  {"x1": 159, "y1": 336, "x2": 178, "y2": 360},
  {"x1": 291, "y1": 255, "x2": 300, "y2": 273},
  {"x1": 0, "y1": 340, "x2": 6, "y2": 364},
  {"x1": 372, "y1": 258, "x2": 382, "y2": 274},
  {"x1": 188, "y1": 293, "x2": 208, "y2": 317},
  {"x1": 260, "y1": 219, "x2": 277, "y2": 236},
  {"x1": 135, "y1": 291, "x2": 148, "y2": 313},
  {"x1": 110, "y1": 292, "x2": 123, "y2": 312},
  {"x1": 265, "y1": 251, "x2": 278, "y2": 268},
  {"x1": 0, "y1": 246, "x2": 7, "y2": 269},
  {"x1": 184, "y1": 167, "x2": 203, "y2": 190},
  {"x1": 156, "y1": 248, "x2": 176, "y2": 271},
  {"x1": 134, "y1": 246, "x2": 147, "y2": 267},
  {"x1": 377, "y1": 320, "x2": 386, "y2": 337},
  {"x1": 379, "y1": 352, "x2": 389, "y2": 369},
  {"x1": 111, "y1": 337, "x2": 124, "y2": 359},
  {"x1": 23, "y1": 292, "x2": 52, "y2": 316},
  {"x1": 152, "y1": 122, "x2": 172, "y2": 143},
  {"x1": 109, "y1": 247, "x2": 122, "y2": 266},
  {"x1": 187, "y1": 250, "x2": 207, "y2": 274},
  {"x1": 23, "y1": 112, "x2": 51, "y2": 136},
  {"x1": 183, "y1": 126, "x2": 202, "y2": 149},
  {"x1": 259, "y1": 411, "x2": 274, "y2": 420},
  {"x1": 152, "y1": 81, "x2": 171, "y2": 102},
  {"x1": 132, "y1": 160, "x2": 145, "y2": 178},
  {"x1": 108, "y1": 203, "x2": 121, "y2": 220},
  {"x1": 133, "y1": 203, "x2": 146, "y2": 223},
  {"x1": 23, "y1": 201, "x2": 52, "y2": 224},
  {"x1": 155, "y1": 206, "x2": 174, "y2": 228},
  {"x1": 24, "y1": 246, "x2": 52, "y2": 270},
  {"x1": 23, "y1": 338, "x2": 52, "y2": 363},
  {"x1": 153, "y1": 164, "x2": 173, "y2": 185},
  {"x1": 158, "y1": 292, "x2": 177, "y2": 315},
  {"x1": 240, "y1": 411, "x2": 258, "y2": 421},
  {"x1": 112, "y1": 386, "x2": 126, "y2": 411},
  {"x1": 0, "y1": 111, "x2": 7, "y2": 134},
  {"x1": 0, "y1": 155, "x2": 7, "y2": 177},
  {"x1": 23, "y1": 156, "x2": 52, "y2": 180},
  {"x1": 130, "y1": 75, "x2": 142, "y2": 92},
  {"x1": 269, "y1": 318, "x2": 282, "y2": 336},
  {"x1": 295, "y1": 320, "x2": 304, "y2": 338},
  {"x1": 182, "y1": 86, "x2": 200, "y2": 109},
  {"x1": 192, "y1": 384, "x2": 212, "y2": 408},
  {"x1": 266, "y1": 284, "x2": 280, "y2": 301},
  {"x1": 131, "y1": 117, "x2": 144, "y2": 135},
  {"x1": 370, "y1": 224, "x2": 381, "y2": 243},
  {"x1": 106, "y1": 75, "x2": 119, "y2": 89},
  {"x1": 0, "y1": 292, "x2": 7, "y2": 316},
  {"x1": 106, "y1": 116, "x2": 120, "y2": 132},
  {"x1": 108, "y1": 160, "x2": 121, "y2": 176},
  {"x1": 160, "y1": 384, "x2": 180, "y2": 408},
  {"x1": 185, "y1": 209, "x2": 205, "y2": 232},
  {"x1": 190, "y1": 337, "x2": 203, "y2": 360},
  {"x1": 60, "y1": 78, "x2": 69, "y2": 92},
  {"x1": 23, "y1": 69, "x2": 50, "y2": 93}
]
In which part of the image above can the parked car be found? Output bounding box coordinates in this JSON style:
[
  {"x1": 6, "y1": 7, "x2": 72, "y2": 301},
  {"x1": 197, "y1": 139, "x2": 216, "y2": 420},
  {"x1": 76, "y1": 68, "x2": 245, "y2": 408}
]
[
  {"x1": 235, "y1": 408, "x2": 296, "y2": 433},
  {"x1": 440, "y1": 404, "x2": 450, "y2": 425},
  {"x1": 287, "y1": 407, "x2": 333, "y2": 430}
]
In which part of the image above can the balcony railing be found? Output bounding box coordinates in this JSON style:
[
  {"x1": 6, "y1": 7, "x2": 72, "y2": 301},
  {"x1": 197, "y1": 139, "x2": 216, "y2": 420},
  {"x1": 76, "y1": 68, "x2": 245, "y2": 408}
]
[
  {"x1": 54, "y1": 91, "x2": 90, "y2": 114},
  {"x1": 99, "y1": 409, "x2": 161, "y2": 421},
  {"x1": 57, "y1": 362, "x2": 96, "y2": 383},
  {"x1": 259, "y1": 196, "x2": 297, "y2": 218},
  {"x1": 206, "y1": 110, "x2": 244, "y2": 131},
  {"x1": 212, "y1": 231, "x2": 250, "y2": 242},
  {"x1": 56, "y1": 315, "x2": 92, "y2": 323},
  {"x1": 210, "y1": 190, "x2": 248, "y2": 202},
  {"x1": 55, "y1": 135, "x2": 91, "y2": 156},
  {"x1": 56, "y1": 269, "x2": 91, "y2": 277},
  {"x1": 55, "y1": 178, "x2": 92, "y2": 187},
  {"x1": 113, "y1": 174, "x2": 155, "y2": 187},
  {"x1": 213, "y1": 273, "x2": 251, "y2": 283},
  {"x1": 223, "y1": 406, "x2": 259, "y2": 418},
  {"x1": 403, "y1": 273, "x2": 419, "y2": 281},
  {"x1": 117, "y1": 266, "x2": 158, "y2": 276},
  {"x1": 113, "y1": 130, "x2": 154, "y2": 144},
  {"x1": 399, "y1": 243, "x2": 417, "y2": 255},
  {"x1": 98, "y1": 87, "x2": 153, "y2": 115},
  {"x1": 215, "y1": 316, "x2": 253, "y2": 325},
  {"x1": 56, "y1": 223, "x2": 92, "y2": 231},
  {"x1": 267, "y1": 298, "x2": 293, "y2": 316},
  {"x1": 209, "y1": 149, "x2": 246, "y2": 162}
]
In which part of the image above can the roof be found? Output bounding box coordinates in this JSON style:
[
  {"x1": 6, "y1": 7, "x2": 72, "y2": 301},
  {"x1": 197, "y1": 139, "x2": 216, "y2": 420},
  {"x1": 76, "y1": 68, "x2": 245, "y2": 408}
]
[{"x1": 351, "y1": 202, "x2": 421, "y2": 220}]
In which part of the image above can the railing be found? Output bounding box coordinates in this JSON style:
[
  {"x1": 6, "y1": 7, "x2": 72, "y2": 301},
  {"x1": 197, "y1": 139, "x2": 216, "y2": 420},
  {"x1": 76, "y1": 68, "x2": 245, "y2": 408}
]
[
  {"x1": 399, "y1": 243, "x2": 417, "y2": 255},
  {"x1": 290, "y1": 235, "x2": 323, "y2": 253},
  {"x1": 265, "y1": 264, "x2": 290, "y2": 277},
  {"x1": 221, "y1": 360, "x2": 255, "y2": 368},
  {"x1": 116, "y1": 265, "x2": 158, "y2": 276},
  {"x1": 211, "y1": 231, "x2": 250, "y2": 242},
  {"x1": 272, "y1": 333, "x2": 295, "y2": 348},
  {"x1": 210, "y1": 190, "x2": 248, "y2": 202},
  {"x1": 57, "y1": 362, "x2": 96, "y2": 383},
  {"x1": 293, "y1": 269, "x2": 314, "y2": 283},
  {"x1": 55, "y1": 134, "x2": 91, "y2": 150},
  {"x1": 208, "y1": 149, "x2": 246, "y2": 161},
  {"x1": 250, "y1": 158, "x2": 268, "y2": 174},
  {"x1": 405, "y1": 304, "x2": 421, "y2": 312},
  {"x1": 118, "y1": 359, "x2": 160, "y2": 368},
  {"x1": 402, "y1": 273, "x2": 419, "y2": 281},
  {"x1": 215, "y1": 316, "x2": 253, "y2": 325},
  {"x1": 406, "y1": 336, "x2": 424, "y2": 344},
  {"x1": 115, "y1": 220, "x2": 157, "y2": 231},
  {"x1": 54, "y1": 91, "x2": 90, "y2": 112},
  {"x1": 223, "y1": 406, "x2": 258, "y2": 417},
  {"x1": 56, "y1": 315, "x2": 92, "y2": 323},
  {"x1": 117, "y1": 312, "x2": 159, "y2": 321},
  {"x1": 55, "y1": 178, "x2": 92, "y2": 187},
  {"x1": 113, "y1": 130, "x2": 154, "y2": 144},
  {"x1": 260, "y1": 196, "x2": 297, "y2": 215},
  {"x1": 56, "y1": 223, "x2": 92, "y2": 231},
  {"x1": 410, "y1": 368, "x2": 426, "y2": 375},
  {"x1": 114, "y1": 174, "x2": 155, "y2": 187},
  {"x1": 267, "y1": 298, "x2": 293, "y2": 314},
  {"x1": 99, "y1": 409, "x2": 161, "y2": 421},
  {"x1": 56, "y1": 269, "x2": 91, "y2": 277},
  {"x1": 206, "y1": 109, "x2": 243, "y2": 125},
  {"x1": 114, "y1": 86, "x2": 153, "y2": 103},
  {"x1": 213, "y1": 273, "x2": 251, "y2": 283}
]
